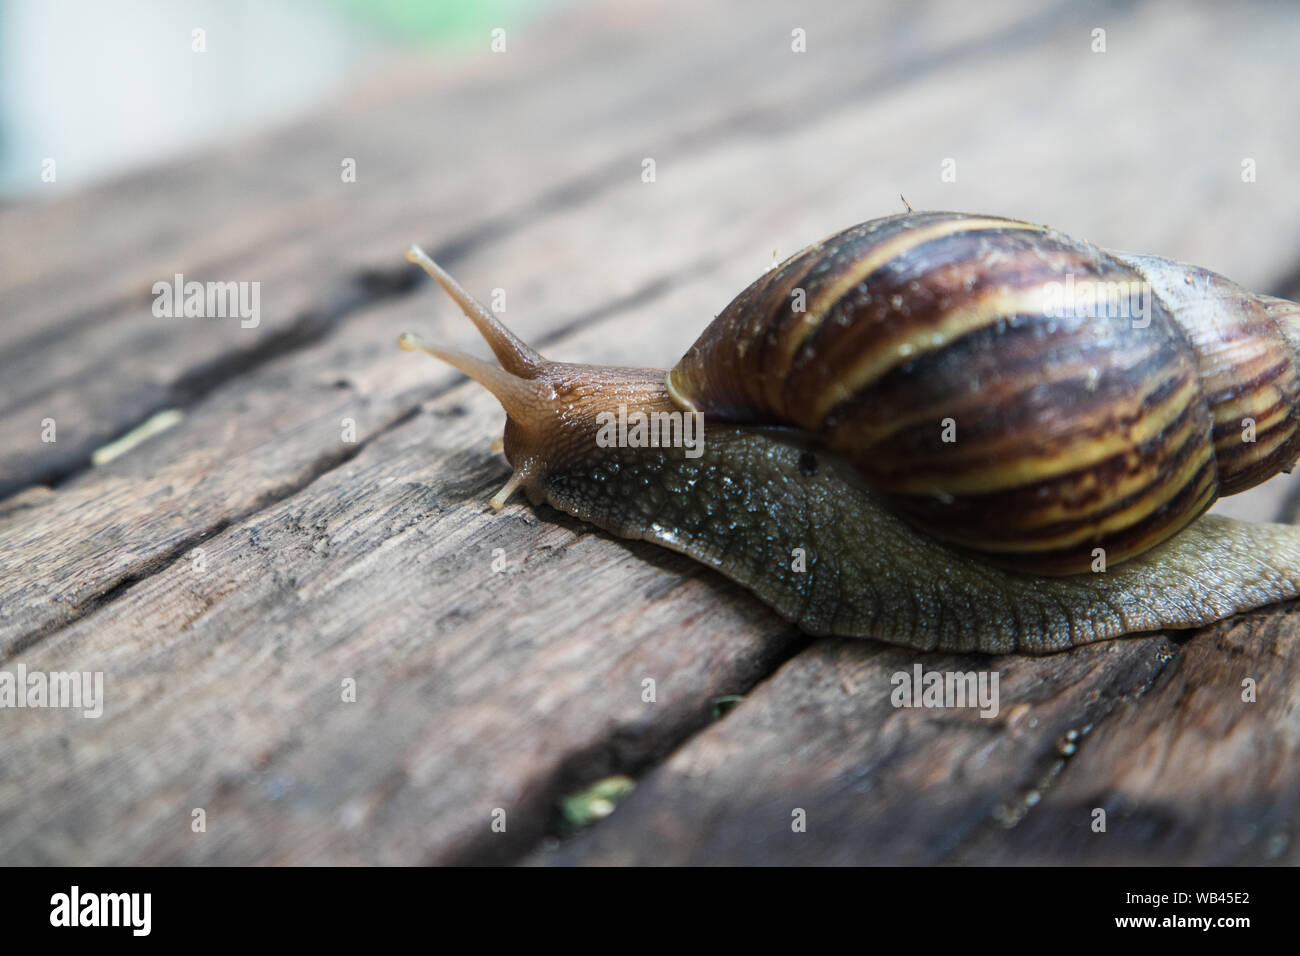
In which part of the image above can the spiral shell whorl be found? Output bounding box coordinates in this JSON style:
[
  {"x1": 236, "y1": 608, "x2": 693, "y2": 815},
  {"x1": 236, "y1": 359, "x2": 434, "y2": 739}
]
[
  {"x1": 1114, "y1": 253, "x2": 1300, "y2": 496},
  {"x1": 666, "y1": 212, "x2": 1279, "y2": 574}
]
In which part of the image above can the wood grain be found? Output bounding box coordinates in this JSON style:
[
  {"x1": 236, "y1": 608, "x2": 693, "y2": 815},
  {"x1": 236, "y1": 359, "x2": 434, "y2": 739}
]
[
  {"x1": 533, "y1": 612, "x2": 1300, "y2": 865},
  {"x1": 951, "y1": 610, "x2": 1300, "y2": 865},
  {"x1": 531, "y1": 636, "x2": 1175, "y2": 865},
  {"x1": 0, "y1": 385, "x2": 805, "y2": 863}
]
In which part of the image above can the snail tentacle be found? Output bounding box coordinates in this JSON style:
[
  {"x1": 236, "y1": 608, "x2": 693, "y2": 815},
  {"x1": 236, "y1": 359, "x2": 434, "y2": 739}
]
[
  {"x1": 405, "y1": 245, "x2": 543, "y2": 375},
  {"x1": 401, "y1": 248, "x2": 683, "y2": 509}
]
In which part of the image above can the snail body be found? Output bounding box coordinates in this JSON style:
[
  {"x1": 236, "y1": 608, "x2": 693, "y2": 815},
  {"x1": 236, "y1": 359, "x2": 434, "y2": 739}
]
[{"x1": 401, "y1": 212, "x2": 1300, "y2": 653}]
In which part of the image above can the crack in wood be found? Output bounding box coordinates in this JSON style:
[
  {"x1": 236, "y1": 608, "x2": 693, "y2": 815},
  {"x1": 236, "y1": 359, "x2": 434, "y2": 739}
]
[
  {"x1": 0, "y1": 409, "x2": 417, "y2": 664},
  {"x1": 451, "y1": 625, "x2": 811, "y2": 866}
]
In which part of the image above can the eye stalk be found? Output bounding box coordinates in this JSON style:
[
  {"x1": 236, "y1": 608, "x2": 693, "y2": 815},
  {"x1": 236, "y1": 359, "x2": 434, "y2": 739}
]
[
  {"x1": 403, "y1": 245, "x2": 543, "y2": 375},
  {"x1": 399, "y1": 245, "x2": 558, "y2": 509},
  {"x1": 400, "y1": 245, "x2": 677, "y2": 510},
  {"x1": 396, "y1": 330, "x2": 554, "y2": 509}
]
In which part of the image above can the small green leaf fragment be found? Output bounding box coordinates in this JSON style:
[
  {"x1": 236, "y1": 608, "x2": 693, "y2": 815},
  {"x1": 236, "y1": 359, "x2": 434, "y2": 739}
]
[
  {"x1": 91, "y1": 408, "x2": 184, "y2": 465},
  {"x1": 560, "y1": 775, "x2": 636, "y2": 829}
]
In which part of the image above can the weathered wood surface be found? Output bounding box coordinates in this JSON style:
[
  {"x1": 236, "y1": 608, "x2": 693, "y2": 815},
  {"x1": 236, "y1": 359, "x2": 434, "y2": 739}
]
[
  {"x1": 535, "y1": 616, "x2": 1300, "y2": 865},
  {"x1": 2, "y1": 0, "x2": 1300, "y2": 865}
]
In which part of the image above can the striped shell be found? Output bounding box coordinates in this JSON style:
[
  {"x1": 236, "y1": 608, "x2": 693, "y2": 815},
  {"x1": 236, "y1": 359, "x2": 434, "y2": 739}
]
[{"x1": 666, "y1": 212, "x2": 1300, "y2": 574}]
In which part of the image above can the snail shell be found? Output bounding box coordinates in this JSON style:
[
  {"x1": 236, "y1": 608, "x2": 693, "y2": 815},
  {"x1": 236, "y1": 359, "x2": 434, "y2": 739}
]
[
  {"x1": 668, "y1": 212, "x2": 1300, "y2": 573},
  {"x1": 399, "y1": 213, "x2": 1300, "y2": 653}
]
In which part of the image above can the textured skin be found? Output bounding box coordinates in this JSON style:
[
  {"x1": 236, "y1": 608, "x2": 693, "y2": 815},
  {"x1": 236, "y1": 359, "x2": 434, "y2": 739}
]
[
  {"x1": 543, "y1": 425, "x2": 1300, "y2": 654},
  {"x1": 667, "y1": 212, "x2": 1300, "y2": 573}
]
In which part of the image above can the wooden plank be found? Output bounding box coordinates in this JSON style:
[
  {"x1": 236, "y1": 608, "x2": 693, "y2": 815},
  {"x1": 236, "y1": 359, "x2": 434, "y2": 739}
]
[
  {"x1": 950, "y1": 609, "x2": 1300, "y2": 864},
  {"x1": 530, "y1": 636, "x2": 1174, "y2": 865},
  {"x1": 543, "y1": 608, "x2": 1299, "y2": 865},
  {"x1": 0, "y1": 370, "x2": 806, "y2": 864}
]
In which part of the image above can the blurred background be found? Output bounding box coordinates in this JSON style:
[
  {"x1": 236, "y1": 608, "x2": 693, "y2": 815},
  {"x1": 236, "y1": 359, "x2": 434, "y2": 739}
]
[{"x1": 0, "y1": 0, "x2": 548, "y2": 196}]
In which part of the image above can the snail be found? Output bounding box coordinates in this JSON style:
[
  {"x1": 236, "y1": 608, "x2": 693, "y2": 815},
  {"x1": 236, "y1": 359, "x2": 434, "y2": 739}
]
[{"x1": 400, "y1": 211, "x2": 1300, "y2": 654}]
